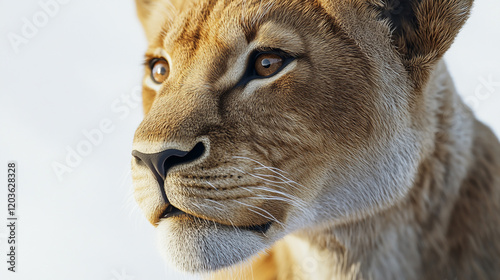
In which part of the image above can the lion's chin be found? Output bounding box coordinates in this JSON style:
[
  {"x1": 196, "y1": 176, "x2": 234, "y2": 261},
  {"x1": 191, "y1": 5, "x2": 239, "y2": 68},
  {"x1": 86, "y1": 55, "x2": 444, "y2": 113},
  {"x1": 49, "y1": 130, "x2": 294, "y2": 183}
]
[{"x1": 156, "y1": 215, "x2": 273, "y2": 273}]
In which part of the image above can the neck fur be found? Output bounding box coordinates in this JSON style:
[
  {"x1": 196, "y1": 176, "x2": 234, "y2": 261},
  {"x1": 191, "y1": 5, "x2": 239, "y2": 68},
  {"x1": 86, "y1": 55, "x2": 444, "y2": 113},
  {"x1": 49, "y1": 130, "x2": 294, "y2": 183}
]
[{"x1": 293, "y1": 61, "x2": 485, "y2": 279}]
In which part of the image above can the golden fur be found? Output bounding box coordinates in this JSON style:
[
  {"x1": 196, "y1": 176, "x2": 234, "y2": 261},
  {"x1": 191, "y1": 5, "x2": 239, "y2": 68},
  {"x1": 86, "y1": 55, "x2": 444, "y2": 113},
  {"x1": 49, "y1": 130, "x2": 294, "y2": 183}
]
[{"x1": 131, "y1": 0, "x2": 500, "y2": 279}]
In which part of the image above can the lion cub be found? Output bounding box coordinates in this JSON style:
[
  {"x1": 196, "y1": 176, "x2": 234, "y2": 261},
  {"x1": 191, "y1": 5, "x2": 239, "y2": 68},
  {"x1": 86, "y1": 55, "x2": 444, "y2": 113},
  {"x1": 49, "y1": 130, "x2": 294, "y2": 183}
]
[{"x1": 131, "y1": 0, "x2": 500, "y2": 279}]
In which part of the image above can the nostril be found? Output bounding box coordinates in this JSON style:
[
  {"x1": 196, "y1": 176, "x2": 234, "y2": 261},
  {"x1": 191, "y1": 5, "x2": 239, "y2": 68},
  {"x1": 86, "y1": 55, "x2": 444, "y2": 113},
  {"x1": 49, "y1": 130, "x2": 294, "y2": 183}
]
[
  {"x1": 132, "y1": 142, "x2": 206, "y2": 179},
  {"x1": 131, "y1": 142, "x2": 206, "y2": 204},
  {"x1": 163, "y1": 142, "x2": 205, "y2": 174}
]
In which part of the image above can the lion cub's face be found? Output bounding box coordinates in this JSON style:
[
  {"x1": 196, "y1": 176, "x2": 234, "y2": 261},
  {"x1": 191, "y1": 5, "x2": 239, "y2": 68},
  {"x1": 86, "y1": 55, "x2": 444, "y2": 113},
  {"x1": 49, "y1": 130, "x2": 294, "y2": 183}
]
[{"x1": 132, "y1": 0, "x2": 471, "y2": 273}]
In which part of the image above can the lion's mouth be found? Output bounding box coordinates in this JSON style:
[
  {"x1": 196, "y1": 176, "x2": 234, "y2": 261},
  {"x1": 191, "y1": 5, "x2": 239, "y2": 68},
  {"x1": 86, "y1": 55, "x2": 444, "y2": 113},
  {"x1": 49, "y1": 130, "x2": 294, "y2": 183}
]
[
  {"x1": 159, "y1": 204, "x2": 273, "y2": 234},
  {"x1": 160, "y1": 204, "x2": 185, "y2": 219}
]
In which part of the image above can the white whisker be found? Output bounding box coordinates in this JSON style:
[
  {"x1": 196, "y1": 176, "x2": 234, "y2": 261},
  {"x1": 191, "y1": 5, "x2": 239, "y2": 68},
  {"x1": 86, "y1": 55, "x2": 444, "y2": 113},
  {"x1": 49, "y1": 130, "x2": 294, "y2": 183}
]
[
  {"x1": 252, "y1": 173, "x2": 296, "y2": 184},
  {"x1": 254, "y1": 166, "x2": 290, "y2": 175},
  {"x1": 253, "y1": 171, "x2": 306, "y2": 189},
  {"x1": 232, "y1": 156, "x2": 303, "y2": 190},
  {"x1": 205, "y1": 198, "x2": 226, "y2": 208},
  {"x1": 248, "y1": 194, "x2": 301, "y2": 205},
  {"x1": 197, "y1": 202, "x2": 225, "y2": 212},
  {"x1": 233, "y1": 200, "x2": 285, "y2": 228},
  {"x1": 232, "y1": 167, "x2": 292, "y2": 185},
  {"x1": 233, "y1": 156, "x2": 288, "y2": 175},
  {"x1": 244, "y1": 186, "x2": 307, "y2": 207},
  {"x1": 206, "y1": 181, "x2": 219, "y2": 191}
]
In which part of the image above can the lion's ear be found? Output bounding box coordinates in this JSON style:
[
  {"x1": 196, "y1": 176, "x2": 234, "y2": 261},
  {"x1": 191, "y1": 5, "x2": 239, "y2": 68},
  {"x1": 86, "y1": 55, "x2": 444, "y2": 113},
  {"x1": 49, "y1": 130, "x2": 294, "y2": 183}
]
[
  {"x1": 373, "y1": 0, "x2": 473, "y2": 83},
  {"x1": 135, "y1": 0, "x2": 193, "y2": 42}
]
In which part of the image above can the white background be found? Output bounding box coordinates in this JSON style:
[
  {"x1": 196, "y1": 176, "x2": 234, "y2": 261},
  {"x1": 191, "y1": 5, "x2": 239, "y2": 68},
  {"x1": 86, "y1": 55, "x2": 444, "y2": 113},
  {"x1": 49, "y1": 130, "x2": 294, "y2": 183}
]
[{"x1": 0, "y1": 1, "x2": 499, "y2": 279}]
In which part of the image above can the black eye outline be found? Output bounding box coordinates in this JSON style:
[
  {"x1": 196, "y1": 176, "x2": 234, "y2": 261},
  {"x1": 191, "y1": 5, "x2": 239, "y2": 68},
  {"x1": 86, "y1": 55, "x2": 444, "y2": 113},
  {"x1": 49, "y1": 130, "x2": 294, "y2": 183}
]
[
  {"x1": 236, "y1": 49, "x2": 295, "y2": 87},
  {"x1": 148, "y1": 58, "x2": 170, "y2": 84}
]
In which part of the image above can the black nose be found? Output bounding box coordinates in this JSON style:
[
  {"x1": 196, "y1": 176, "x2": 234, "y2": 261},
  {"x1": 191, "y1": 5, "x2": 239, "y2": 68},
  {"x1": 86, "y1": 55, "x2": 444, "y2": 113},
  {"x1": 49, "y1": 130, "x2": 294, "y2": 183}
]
[{"x1": 132, "y1": 142, "x2": 205, "y2": 203}]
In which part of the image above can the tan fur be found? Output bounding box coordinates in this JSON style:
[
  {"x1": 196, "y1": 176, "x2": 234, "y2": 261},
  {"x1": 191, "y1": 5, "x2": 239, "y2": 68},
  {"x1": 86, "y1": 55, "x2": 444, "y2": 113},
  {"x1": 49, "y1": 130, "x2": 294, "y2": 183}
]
[{"x1": 131, "y1": 0, "x2": 500, "y2": 279}]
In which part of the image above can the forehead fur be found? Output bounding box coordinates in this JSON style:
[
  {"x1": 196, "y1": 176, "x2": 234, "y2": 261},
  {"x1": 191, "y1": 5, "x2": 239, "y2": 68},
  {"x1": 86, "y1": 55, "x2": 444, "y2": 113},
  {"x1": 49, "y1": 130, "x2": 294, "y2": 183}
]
[{"x1": 147, "y1": 0, "x2": 363, "y2": 50}]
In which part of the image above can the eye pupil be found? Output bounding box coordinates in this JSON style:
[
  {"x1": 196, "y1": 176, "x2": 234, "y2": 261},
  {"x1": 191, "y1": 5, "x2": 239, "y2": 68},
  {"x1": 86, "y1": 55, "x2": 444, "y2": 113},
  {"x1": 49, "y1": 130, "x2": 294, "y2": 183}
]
[
  {"x1": 151, "y1": 59, "x2": 170, "y2": 84},
  {"x1": 157, "y1": 66, "x2": 166, "y2": 75},
  {"x1": 261, "y1": 59, "x2": 271, "y2": 68},
  {"x1": 255, "y1": 53, "x2": 284, "y2": 77}
]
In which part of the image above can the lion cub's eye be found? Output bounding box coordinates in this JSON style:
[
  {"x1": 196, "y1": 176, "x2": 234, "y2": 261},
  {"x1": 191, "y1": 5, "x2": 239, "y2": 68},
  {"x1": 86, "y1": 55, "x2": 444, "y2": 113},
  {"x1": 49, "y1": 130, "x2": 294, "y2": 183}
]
[
  {"x1": 150, "y1": 59, "x2": 170, "y2": 84},
  {"x1": 254, "y1": 53, "x2": 284, "y2": 77}
]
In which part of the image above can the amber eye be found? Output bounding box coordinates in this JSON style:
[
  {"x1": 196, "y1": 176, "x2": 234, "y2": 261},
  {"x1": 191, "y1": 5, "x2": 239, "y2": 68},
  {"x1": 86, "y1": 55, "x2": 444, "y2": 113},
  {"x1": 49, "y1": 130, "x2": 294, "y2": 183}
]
[
  {"x1": 255, "y1": 53, "x2": 284, "y2": 77},
  {"x1": 150, "y1": 59, "x2": 170, "y2": 84}
]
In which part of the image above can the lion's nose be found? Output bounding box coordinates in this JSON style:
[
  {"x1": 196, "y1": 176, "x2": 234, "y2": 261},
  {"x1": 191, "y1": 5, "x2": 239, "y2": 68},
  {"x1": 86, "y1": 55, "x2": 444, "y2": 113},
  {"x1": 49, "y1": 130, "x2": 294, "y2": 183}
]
[{"x1": 132, "y1": 142, "x2": 206, "y2": 203}]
